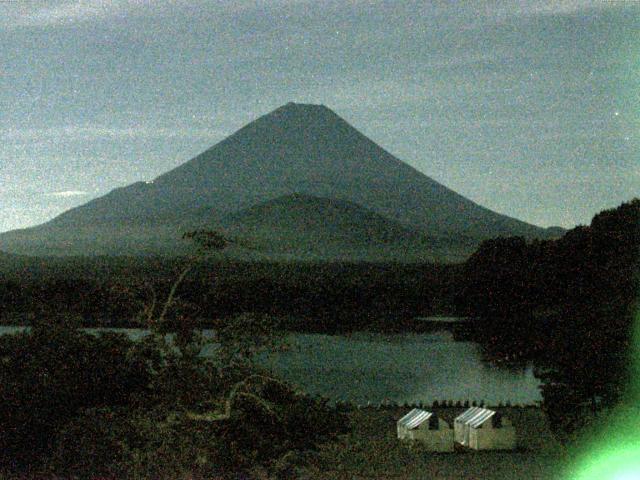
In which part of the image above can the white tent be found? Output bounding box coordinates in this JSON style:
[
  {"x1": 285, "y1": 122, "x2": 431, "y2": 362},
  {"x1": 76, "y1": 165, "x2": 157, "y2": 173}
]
[
  {"x1": 454, "y1": 407, "x2": 516, "y2": 450},
  {"x1": 397, "y1": 409, "x2": 453, "y2": 452}
]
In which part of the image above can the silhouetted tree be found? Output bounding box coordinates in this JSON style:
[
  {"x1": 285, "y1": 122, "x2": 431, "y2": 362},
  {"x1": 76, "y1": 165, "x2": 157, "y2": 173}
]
[{"x1": 458, "y1": 199, "x2": 640, "y2": 441}]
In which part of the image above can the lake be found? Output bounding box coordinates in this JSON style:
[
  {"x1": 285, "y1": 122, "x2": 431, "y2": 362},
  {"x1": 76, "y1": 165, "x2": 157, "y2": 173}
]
[{"x1": 0, "y1": 325, "x2": 541, "y2": 406}]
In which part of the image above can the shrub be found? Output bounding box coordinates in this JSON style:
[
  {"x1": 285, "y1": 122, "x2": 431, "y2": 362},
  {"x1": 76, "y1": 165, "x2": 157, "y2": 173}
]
[{"x1": 0, "y1": 319, "x2": 150, "y2": 470}]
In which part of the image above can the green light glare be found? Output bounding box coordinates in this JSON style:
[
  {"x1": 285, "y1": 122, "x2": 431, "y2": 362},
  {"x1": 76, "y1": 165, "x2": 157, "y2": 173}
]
[
  {"x1": 614, "y1": 470, "x2": 640, "y2": 480},
  {"x1": 566, "y1": 307, "x2": 640, "y2": 480},
  {"x1": 570, "y1": 442, "x2": 640, "y2": 480}
]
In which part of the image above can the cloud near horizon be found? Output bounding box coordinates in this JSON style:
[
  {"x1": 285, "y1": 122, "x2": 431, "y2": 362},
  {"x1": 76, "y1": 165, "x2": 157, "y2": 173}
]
[
  {"x1": 46, "y1": 190, "x2": 90, "y2": 198},
  {"x1": 1, "y1": 126, "x2": 226, "y2": 142},
  {"x1": 0, "y1": 0, "x2": 310, "y2": 29},
  {"x1": 0, "y1": 0, "x2": 619, "y2": 30},
  {"x1": 0, "y1": 0, "x2": 148, "y2": 28}
]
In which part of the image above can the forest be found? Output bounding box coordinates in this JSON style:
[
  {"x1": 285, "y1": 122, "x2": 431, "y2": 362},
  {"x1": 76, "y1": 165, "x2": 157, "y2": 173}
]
[
  {"x1": 0, "y1": 257, "x2": 461, "y2": 332},
  {"x1": 457, "y1": 199, "x2": 640, "y2": 439}
]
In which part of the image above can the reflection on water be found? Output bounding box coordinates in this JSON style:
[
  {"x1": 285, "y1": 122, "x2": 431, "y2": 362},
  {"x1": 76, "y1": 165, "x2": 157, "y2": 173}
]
[
  {"x1": 262, "y1": 333, "x2": 541, "y2": 405},
  {"x1": 0, "y1": 325, "x2": 541, "y2": 405}
]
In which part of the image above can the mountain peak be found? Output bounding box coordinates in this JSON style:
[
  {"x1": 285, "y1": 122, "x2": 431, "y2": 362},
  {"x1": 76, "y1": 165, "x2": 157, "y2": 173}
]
[
  {"x1": 267, "y1": 102, "x2": 334, "y2": 120},
  {"x1": 280, "y1": 101, "x2": 328, "y2": 111}
]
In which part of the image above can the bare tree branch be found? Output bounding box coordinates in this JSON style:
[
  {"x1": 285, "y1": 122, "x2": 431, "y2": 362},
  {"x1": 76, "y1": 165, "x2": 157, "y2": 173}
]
[
  {"x1": 144, "y1": 280, "x2": 157, "y2": 326},
  {"x1": 156, "y1": 259, "x2": 197, "y2": 326}
]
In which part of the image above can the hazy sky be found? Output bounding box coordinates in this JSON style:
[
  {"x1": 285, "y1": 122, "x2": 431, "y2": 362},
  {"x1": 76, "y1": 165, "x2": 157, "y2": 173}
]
[{"x1": 1, "y1": 0, "x2": 638, "y2": 233}]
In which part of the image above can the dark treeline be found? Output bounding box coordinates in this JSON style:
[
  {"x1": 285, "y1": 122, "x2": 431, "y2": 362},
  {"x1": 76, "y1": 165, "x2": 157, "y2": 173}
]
[
  {"x1": 457, "y1": 199, "x2": 640, "y2": 438},
  {"x1": 0, "y1": 259, "x2": 461, "y2": 332}
]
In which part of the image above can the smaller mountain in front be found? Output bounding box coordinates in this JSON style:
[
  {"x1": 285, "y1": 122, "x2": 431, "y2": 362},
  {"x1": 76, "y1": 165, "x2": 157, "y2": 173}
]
[{"x1": 212, "y1": 193, "x2": 477, "y2": 262}]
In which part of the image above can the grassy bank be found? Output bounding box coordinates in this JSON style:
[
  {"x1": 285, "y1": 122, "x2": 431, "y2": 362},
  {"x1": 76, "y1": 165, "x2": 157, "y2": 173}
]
[{"x1": 301, "y1": 407, "x2": 568, "y2": 479}]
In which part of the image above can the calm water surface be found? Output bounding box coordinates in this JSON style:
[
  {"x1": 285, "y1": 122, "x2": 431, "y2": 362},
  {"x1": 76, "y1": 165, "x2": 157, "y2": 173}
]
[{"x1": 0, "y1": 325, "x2": 541, "y2": 405}]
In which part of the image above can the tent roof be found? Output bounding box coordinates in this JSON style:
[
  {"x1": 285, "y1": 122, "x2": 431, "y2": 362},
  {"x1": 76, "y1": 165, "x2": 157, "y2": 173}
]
[
  {"x1": 455, "y1": 407, "x2": 496, "y2": 428},
  {"x1": 397, "y1": 408, "x2": 433, "y2": 430}
]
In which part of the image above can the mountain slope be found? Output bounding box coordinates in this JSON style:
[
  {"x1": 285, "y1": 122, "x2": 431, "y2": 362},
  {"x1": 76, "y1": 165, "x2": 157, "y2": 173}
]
[
  {"x1": 0, "y1": 102, "x2": 557, "y2": 259},
  {"x1": 211, "y1": 193, "x2": 475, "y2": 262}
]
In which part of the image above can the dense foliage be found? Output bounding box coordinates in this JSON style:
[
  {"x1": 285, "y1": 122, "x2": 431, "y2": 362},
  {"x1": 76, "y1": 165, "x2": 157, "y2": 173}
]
[
  {"x1": 0, "y1": 317, "x2": 347, "y2": 478},
  {"x1": 457, "y1": 199, "x2": 640, "y2": 438}
]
